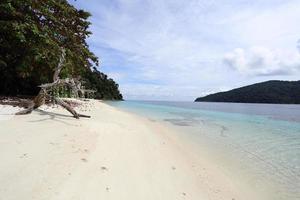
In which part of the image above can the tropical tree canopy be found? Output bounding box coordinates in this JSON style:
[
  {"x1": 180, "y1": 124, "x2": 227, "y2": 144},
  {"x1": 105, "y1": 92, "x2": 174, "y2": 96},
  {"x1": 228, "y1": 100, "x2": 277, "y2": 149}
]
[{"x1": 0, "y1": 0, "x2": 122, "y2": 100}]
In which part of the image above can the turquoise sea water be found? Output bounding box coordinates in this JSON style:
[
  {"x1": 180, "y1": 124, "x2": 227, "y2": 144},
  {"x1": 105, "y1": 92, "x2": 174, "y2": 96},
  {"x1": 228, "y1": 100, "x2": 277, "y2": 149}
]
[{"x1": 107, "y1": 101, "x2": 300, "y2": 200}]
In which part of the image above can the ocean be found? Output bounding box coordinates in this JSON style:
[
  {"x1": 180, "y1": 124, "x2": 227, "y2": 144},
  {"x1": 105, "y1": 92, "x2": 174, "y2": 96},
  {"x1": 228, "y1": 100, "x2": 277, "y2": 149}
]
[{"x1": 107, "y1": 100, "x2": 300, "y2": 200}]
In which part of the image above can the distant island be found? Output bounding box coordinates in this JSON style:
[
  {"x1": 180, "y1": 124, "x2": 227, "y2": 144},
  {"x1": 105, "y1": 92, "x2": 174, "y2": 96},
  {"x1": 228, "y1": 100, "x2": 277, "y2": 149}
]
[{"x1": 195, "y1": 80, "x2": 300, "y2": 104}]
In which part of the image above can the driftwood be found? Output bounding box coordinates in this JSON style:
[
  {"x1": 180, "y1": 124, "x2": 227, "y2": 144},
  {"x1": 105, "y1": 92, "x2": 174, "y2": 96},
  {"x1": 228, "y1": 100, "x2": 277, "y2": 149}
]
[{"x1": 16, "y1": 49, "x2": 91, "y2": 118}]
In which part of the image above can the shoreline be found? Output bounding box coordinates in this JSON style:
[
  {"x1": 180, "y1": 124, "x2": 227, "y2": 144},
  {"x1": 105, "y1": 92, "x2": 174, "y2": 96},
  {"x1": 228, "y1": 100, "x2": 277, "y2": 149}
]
[{"x1": 0, "y1": 99, "x2": 259, "y2": 200}]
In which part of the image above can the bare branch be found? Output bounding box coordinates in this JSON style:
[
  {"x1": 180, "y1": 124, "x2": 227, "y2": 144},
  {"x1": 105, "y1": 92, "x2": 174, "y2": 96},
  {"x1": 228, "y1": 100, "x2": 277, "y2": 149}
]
[
  {"x1": 53, "y1": 48, "x2": 66, "y2": 81},
  {"x1": 53, "y1": 97, "x2": 90, "y2": 118},
  {"x1": 15, "y1": 105, "x2": 34, "y2": 115},
  {"x1": 53, "y1": 97, "x2": 79, "y2": 118},
  {"x1": 15, "y1": 48, "x2": 91, "y2": 119},
  {"x1": 15, "y1": 90, "x2": 45, "y2": 115}
]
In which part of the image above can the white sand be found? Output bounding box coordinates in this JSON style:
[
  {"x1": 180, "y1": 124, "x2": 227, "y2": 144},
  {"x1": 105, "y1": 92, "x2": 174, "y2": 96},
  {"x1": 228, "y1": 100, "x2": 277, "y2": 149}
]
[
  {"x1": 0, "y1": 105, "x2": 21, "y2": 121},
  {"x1": 0, "y1": 100, "x2": 258, "y2": 200}
]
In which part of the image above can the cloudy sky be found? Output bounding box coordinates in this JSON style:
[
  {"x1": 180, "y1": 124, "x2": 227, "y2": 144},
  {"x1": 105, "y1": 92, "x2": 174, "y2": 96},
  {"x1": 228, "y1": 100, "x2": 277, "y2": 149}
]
[{"x1": 71, "y1": 0, "x2": 300, "y2": 101}]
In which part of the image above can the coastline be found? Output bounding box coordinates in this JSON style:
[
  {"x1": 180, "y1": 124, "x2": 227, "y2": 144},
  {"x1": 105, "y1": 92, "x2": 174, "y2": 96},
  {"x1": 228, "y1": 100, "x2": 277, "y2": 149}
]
[{"x1": 0, "y1": 100, "x2": 259, "y2": 200}]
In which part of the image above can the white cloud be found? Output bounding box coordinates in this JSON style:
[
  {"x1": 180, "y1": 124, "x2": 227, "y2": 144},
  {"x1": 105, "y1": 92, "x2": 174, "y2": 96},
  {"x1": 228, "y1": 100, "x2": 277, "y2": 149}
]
[
  {"x1": 224, "y1": 0, "x2": 300, "y2": 49},
  {"x1": 72, "y1": 0, "x2": 300, "y2": 100},
  {"x1": 120, "y1": 83, "x2": 213, "y2": 101},
  {"x1": 223, "y1": 46, "x2": 300, "y2": 76}
]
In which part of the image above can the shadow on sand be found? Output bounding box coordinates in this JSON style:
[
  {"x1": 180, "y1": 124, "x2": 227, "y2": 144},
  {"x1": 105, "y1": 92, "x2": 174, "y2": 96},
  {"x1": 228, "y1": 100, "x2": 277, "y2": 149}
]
[{"x1": 27, "y1": 109, "x2": 80, "y2": 126}]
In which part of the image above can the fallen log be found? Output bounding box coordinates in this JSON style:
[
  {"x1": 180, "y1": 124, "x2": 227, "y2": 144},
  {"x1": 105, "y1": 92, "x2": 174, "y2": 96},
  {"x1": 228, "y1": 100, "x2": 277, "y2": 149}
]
[
  {"x1": 53, "y1": 97, "x2": 90, "y2": 119},
  {"x1": 16, "y1": 48, "x2": 91, "y2": 119}
]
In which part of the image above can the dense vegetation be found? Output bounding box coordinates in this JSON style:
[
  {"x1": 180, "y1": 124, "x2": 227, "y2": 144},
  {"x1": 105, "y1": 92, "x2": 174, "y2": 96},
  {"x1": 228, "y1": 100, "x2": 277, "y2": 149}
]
[
  {"x1": 84, "y1": 67, "x2": 123, "y2": 100},
  {"x1": 0, "y1": 0, "x2": 122, "y2": 100},
  {"x1": 195, "y1": 80, "x2": 300, "y2": 104}
]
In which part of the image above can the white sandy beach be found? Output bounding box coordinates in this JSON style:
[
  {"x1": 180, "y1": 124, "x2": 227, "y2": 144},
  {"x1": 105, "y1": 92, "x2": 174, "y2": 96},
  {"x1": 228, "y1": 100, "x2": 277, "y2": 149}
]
[{"x1": 0, "y1": 100, "x2": 259, "y2": 200}]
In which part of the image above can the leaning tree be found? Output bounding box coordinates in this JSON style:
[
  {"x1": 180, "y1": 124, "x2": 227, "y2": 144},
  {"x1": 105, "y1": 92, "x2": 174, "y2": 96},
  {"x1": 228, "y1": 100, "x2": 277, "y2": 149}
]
[
  {"x1": 0, "y1": 0, "x2": 99, "y2": 118},
  {"x1": 16, "y1": 48, "x2": 91, "y2": 118}
]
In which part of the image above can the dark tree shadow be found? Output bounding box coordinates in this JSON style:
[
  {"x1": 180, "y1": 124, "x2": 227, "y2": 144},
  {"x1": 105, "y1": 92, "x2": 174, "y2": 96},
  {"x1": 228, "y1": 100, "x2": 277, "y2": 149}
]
[
  {"x1": 35, "y1": 109, "x2": 74, "y2": 118},
  {"x1": 27, "y1": 109, "x2": 79, "y2": 126}
]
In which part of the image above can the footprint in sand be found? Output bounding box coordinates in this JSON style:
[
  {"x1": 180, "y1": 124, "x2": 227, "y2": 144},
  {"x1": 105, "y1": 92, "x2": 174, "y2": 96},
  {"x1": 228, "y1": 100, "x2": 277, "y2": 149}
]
[
  {"x1": 81, "y1": 158, "x2": 88, "y2": 162},
  {"x1": 20, "y1": 153, "x2": 27, "y2": 158},
  {"x1": 101, "y1": 166, "x2": 108, "y2": 171}
]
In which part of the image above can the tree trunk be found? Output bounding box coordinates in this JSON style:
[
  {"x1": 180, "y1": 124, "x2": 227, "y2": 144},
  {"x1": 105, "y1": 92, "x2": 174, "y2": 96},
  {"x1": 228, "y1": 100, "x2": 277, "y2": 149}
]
[
  {"x1": 15, "y1": 48, "x2": 91, "y2": 119},
  {"x1": 15, "y1": 90, "x2": 45, "y2": 115}
]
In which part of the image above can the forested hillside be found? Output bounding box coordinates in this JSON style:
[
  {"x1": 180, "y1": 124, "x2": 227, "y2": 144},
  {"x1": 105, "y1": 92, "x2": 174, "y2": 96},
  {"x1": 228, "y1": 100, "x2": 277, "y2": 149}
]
[
  {"x1": 195, "y1": 80, "x2": 300, "y2": 104},
  {"x1": 0, "y1": 0, "x2": 122, "y2": 100}
]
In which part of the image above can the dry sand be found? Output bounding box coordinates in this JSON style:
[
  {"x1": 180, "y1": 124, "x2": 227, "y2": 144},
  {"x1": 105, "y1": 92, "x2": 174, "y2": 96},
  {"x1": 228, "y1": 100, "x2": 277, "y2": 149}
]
[{"x1": 0, "y1": 100, "x2": 257, "y2": 200}]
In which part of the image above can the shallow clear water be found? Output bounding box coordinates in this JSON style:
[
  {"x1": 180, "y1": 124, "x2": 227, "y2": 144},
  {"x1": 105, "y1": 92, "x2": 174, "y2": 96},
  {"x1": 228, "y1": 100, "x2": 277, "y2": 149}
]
[{"x1": 107, "y1": 101, "x2": 300, "y2": 200}]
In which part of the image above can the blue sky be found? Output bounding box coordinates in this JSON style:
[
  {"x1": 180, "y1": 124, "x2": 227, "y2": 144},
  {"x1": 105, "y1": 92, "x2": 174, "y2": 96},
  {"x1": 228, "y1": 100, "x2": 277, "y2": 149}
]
[{"x1": 70, "y1": 0, "x2": 300, "y2": 101}]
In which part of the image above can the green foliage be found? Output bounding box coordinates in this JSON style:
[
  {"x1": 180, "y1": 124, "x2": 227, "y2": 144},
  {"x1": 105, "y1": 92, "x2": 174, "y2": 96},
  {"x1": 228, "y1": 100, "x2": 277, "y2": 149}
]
[
  {"x1": 195, "y1": 80, "x2": 300, "y2": 104},
  {"x1": 0, "y1": 0, "x2": 122, "y2": 100},
  {"x1": 83, "y1": 67, "x2": 123, "y2": 100}
]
